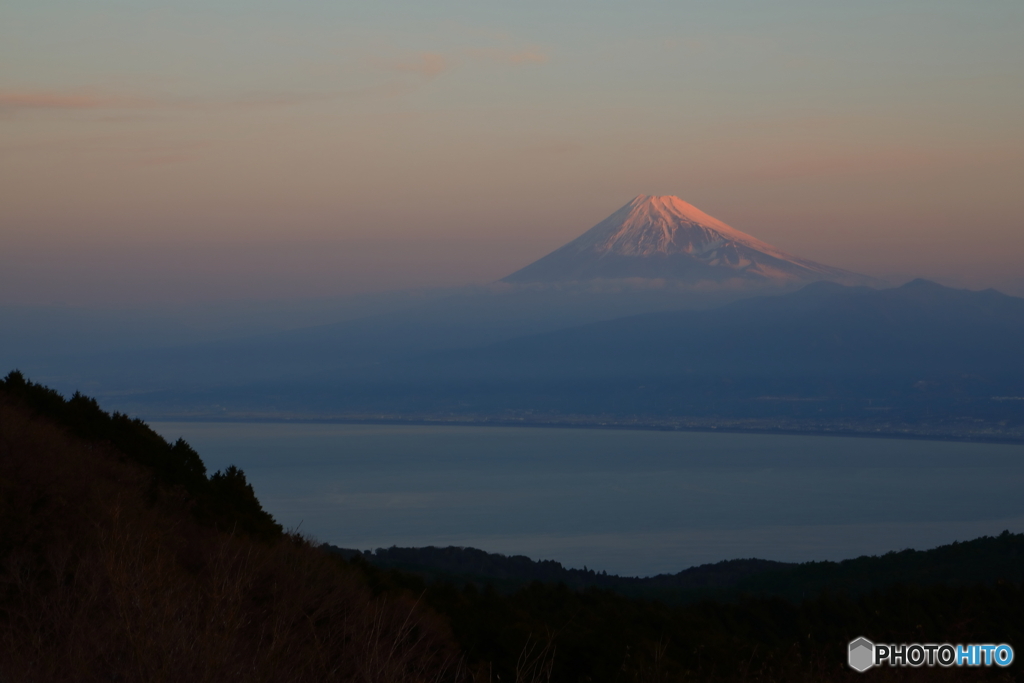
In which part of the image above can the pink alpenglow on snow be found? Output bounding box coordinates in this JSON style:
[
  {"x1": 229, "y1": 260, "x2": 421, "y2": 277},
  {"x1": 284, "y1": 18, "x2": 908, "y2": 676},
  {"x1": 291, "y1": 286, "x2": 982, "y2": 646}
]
[{"x1": 502, "y1": 195, "x2": 879, "y2": 288}]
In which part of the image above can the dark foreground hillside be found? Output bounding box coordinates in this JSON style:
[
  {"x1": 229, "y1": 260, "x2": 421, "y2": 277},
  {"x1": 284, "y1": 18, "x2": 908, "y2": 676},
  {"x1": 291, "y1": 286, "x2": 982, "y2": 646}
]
[
  {"x1": 2, "y1": 372, "x2": 1021, "y2": 682},
  {"x1": 0, "y1": 372, "x2": 462, "y2": 682}
]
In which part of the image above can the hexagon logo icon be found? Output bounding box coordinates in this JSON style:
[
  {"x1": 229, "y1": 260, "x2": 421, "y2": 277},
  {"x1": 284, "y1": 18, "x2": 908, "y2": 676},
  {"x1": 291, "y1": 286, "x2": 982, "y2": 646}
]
[{"x1": 849, "y1": 637, "x2": 875, "y2": 672}]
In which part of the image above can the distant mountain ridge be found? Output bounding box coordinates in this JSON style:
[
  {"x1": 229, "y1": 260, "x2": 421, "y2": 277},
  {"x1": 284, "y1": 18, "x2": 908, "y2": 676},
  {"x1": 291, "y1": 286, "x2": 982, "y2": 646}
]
[
  {"x1": 503, "y1": 195, "x2": 878, "y2": 287},
  {"x1": 90, "y1": 279, "x2": 1024, "y2": 441},
  {"x1": 287, "y1": 278, "x2": 1023, "y2": 440},
  {"x1": 454, "y1": 278, "x2": 1024, "y2": 378},
  {"x1": 326, "y1": 531, "x2": 1024, "y2": 604}
]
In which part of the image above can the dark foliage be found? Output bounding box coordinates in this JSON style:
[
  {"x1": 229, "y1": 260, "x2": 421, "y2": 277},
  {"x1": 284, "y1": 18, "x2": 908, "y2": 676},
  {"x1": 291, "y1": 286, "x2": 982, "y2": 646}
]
[
  {"x1": 2, "y1": 372, "x2": 1021, "y2": 681},
  {"x1": 326, "y1": 544, "x2": 792, "y2": 600},
  {"x1": 337, "y1": 540, "x2": 1024, "y2": 679},
  {"x1": 0, "y1": 374, "x2": 463, "y2": 682},
  {"x1": 329, "y1": 532, "x2": 1024, "y2": 604},
  {"x1": 354, "y1": 559, "x2": 1024, "y2": 682},
  {"x1": 0, "y1": 369, "x2": 281, "y2": 540}
]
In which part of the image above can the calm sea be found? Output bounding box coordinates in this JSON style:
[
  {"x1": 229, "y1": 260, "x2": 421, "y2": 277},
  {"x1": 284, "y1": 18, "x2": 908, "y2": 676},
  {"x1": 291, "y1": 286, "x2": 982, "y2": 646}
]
[{"x1": 150, "y1": 422, "x2": 1024, "y2": 577}]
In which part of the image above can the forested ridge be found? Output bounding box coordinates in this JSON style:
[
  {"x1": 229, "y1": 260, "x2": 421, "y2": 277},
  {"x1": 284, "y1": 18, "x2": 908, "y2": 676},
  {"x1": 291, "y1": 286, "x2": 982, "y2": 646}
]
[
  {"x1": 0, "y1": 371, "x2": 461, "y2": 682},
  {"x1": 329, "y1": 532, "x2": 1024, "y2": 604},
  {"x1": 1, "y1": 371, "x2": 1020, "y2": 681}
]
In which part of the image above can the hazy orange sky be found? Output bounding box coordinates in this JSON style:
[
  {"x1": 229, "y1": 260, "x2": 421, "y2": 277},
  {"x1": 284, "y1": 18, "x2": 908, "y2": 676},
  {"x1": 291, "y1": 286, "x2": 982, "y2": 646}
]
[{"x1": 2, "y1": 0, "x2": 1023, "y2": 304}]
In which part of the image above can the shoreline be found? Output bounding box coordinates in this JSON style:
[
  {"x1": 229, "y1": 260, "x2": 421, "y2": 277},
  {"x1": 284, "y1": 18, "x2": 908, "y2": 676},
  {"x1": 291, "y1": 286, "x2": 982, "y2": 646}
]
[{"x1": 142, "y1": 413, "x2": 1024, "y2": 446}]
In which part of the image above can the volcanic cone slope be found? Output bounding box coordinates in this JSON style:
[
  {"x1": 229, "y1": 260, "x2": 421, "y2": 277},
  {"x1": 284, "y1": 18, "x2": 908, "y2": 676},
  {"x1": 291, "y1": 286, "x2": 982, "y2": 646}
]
[{"x1": 503, "y1": 195, "x2": 876, "y2": 287}]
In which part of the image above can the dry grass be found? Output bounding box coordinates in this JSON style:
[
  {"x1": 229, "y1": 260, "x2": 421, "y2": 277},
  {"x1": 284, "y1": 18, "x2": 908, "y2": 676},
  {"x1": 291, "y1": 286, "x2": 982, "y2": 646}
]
[{"x1": 0, "y1": 397, "x2": 465, "y2": 683}]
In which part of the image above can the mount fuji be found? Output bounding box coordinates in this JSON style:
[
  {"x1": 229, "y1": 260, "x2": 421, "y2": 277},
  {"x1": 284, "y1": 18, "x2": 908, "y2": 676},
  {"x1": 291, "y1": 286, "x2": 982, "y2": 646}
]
[{"x1": 503, "y1": 195, "x2": 878, "y2": 287}]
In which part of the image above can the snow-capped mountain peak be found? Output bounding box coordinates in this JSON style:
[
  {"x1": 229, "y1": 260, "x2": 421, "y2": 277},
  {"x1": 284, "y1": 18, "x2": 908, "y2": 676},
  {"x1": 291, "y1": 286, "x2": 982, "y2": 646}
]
[
  {"x1": 577, "y1": 195, "x2": 786, "y2": 259},
  {"x1": 502, "y1": 194, "x2": 877, "y2": 287}
]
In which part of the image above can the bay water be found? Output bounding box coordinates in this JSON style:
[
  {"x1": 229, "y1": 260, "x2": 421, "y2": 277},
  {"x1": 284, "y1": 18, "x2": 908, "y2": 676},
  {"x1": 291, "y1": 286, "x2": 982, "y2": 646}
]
[{"x1": 150, "y1": 422, "x2": 1024, "y2": 577}]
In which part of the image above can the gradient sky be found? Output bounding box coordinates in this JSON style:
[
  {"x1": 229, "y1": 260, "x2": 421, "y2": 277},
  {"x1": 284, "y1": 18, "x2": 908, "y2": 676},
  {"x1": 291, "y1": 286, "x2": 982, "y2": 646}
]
[{"x1": 3, "y1": 0, "x2": 1023, "y2": 304}]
